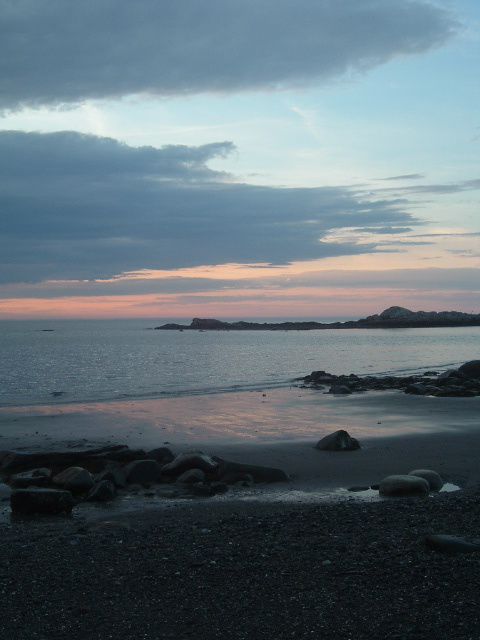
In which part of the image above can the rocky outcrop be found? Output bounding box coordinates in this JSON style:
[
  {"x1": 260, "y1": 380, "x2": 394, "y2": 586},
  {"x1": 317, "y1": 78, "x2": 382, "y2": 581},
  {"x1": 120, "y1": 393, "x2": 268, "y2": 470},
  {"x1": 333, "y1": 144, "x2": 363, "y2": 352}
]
[
  {"x1": 302, "y1": 361, "x2": 480, "y2": 398},
  {"x1": 154, "y1": 307, "x2": 480, "y2": 331}
]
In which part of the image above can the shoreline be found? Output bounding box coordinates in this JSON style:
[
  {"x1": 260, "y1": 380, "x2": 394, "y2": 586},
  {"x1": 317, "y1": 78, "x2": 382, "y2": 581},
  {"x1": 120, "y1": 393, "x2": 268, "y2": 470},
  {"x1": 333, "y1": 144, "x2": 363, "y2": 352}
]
[{"x1": 1, "y1": 387, "x2": 479, "y2": 496}]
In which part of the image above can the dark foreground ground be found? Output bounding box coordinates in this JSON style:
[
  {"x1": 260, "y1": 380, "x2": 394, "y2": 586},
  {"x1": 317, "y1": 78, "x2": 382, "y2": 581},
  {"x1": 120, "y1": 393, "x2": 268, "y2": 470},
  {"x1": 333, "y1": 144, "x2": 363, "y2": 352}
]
[{"x1": 0, "y1": 489, "x2": 479, "y2": 640}]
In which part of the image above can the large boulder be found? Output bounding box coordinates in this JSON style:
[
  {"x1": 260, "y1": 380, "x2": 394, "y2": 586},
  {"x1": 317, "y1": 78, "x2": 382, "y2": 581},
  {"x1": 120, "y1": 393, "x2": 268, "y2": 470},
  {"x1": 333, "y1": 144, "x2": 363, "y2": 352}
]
[
  {"x1": 161, "y1": 452, "x2": 219, "y2": 477},
  {"x1": 53, "y1": 467, "x2": 94, "y2": 492},
  {"x1": 124, "y1": 459, "x2": 162, "y2": 484},
  {"x1": 315, "y1": 430, "x2": 360, "y2": 452},
  {"x1": 86, "y1": 480, "x2": 116, "y2": 502},
  {"x1": 10, "y1": 468, "x2": 52, "y2": 488},
  {"x1": 408, "y1": 469, "x2": 443, "y2": 492},
  {"x1": 379, "y1": 475, "x2": 429, "y2": 497},
  {"x1": 458, "y1": 361, "x2": 480, "y2": 379},
  {"x1": 11, "y1": 488, "x2": 74, "y2": 515}
]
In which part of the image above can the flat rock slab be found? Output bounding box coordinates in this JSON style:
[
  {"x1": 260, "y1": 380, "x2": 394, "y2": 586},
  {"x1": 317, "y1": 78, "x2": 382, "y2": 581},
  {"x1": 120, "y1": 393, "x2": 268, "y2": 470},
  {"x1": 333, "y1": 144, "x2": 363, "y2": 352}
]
[
  {"x1": 216, "y1": 459, "x2": 289, "y2": 483},
  {"x1": 425, "y1": 535, "x2": 480, "y2": 554},
  {"x1": 11, "y1": 488, "x2": 74, "y2": 515}
]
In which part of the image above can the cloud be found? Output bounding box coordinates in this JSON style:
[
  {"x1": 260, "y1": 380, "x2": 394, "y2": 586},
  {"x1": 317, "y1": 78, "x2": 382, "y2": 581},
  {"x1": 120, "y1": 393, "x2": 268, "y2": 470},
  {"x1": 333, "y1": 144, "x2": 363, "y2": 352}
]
[
  {"x1": 378, "y1": 173, "x2": 425, "y2": 181},
  {"x1": 0, "y1": 130, "x2": 418, "y2": 284},
  {"x1": 378, "y1": 178, "x2": 480, "y2": 195},
  {"x1": 0, "y1": 0, "x2": 457, "y2": 110}
]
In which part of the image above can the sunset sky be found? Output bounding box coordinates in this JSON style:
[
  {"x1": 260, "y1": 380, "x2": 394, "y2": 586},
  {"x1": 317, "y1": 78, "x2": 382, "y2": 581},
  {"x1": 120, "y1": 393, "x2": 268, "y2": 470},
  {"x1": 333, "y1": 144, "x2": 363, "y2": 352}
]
[{"x1": 0, "y1": 0, "x2": 479, "y2": 319}]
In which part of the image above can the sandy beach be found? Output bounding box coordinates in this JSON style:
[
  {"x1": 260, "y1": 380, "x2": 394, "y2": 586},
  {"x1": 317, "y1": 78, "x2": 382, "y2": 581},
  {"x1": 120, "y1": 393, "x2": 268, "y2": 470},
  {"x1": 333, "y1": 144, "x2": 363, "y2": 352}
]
[{"x1": 1, "y1": 387, "x2": 480, "y2": 494}]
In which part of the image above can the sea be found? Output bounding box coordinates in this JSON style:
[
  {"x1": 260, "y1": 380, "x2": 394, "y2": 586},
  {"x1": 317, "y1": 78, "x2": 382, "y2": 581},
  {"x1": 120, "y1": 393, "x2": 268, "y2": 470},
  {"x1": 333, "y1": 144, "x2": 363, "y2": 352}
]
[{"x1": 0, "y1": 319, "x2": 479, "y2": 407}]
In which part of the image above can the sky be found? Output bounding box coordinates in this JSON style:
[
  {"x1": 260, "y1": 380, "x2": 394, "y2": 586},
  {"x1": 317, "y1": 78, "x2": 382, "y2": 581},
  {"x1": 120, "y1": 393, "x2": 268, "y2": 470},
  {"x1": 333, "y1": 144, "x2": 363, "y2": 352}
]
[{"x1": 0, "y1": 0, "x2": 479, "y2": 319}]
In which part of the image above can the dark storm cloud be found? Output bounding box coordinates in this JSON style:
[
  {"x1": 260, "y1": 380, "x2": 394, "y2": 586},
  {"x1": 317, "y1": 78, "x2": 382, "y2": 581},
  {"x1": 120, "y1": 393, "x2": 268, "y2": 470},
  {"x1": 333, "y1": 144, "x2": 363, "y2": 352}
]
[
  {"x1": 0, "y1": 131, "x2": 418, "y2": 284},
  {"x1": 0, "y1": 0, "x2": 457, "y2": 110}
]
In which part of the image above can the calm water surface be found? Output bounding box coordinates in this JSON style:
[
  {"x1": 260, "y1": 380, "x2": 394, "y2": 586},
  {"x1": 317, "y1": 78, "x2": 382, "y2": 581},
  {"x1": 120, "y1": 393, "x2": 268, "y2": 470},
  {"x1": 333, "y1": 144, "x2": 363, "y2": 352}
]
[{"x1": 0, "y1": 320, "x2": 479, "y2": 406}]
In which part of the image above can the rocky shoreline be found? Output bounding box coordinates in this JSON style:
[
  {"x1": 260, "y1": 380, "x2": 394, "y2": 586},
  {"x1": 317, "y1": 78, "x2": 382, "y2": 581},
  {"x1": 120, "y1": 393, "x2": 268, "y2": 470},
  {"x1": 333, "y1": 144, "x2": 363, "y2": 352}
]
[
  {"x1": 1, "y1": 486, "x2": 480, "y2": 639},
  {"x1": 155, "y1": 306, "x2": 480, "y2": 331},
  {"x1": 301, "y1": 359, "x2": 480, "y2": 398}
]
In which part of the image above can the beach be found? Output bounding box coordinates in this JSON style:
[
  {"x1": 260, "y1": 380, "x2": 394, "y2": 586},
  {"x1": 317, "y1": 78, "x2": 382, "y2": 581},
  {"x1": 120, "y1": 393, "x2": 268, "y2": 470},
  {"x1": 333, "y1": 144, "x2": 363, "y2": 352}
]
[{"x1": 1, "y1": 387, "x2": 480, "y2": 638}]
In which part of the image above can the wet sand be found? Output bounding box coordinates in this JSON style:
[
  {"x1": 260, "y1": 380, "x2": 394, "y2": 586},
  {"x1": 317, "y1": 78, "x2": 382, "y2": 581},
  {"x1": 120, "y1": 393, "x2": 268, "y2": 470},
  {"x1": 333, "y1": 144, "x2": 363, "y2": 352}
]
[{"x1": 1, "y1": 388, "x2": 479, "y2": 492}]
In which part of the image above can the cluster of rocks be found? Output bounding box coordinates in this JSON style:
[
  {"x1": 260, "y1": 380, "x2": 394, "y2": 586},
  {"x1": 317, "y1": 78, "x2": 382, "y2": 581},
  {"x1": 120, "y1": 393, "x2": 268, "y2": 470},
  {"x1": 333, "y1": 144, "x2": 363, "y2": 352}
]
[
  {"x1": 314, "y1": 430, "x2": 447, "y2": 500},
  {"x1": 0, "y1": 444, "x2": 289, "y2": 516},
  {"x1": 302, "y1": 359, "x2": 480, "y2": 398}
]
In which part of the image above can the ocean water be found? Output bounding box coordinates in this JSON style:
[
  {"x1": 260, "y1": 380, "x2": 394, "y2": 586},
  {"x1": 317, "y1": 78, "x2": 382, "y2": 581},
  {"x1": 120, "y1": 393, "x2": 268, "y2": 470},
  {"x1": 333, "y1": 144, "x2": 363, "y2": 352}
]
[{"x1": 0, "y1": 319, "x2": 479, "y2": 407}]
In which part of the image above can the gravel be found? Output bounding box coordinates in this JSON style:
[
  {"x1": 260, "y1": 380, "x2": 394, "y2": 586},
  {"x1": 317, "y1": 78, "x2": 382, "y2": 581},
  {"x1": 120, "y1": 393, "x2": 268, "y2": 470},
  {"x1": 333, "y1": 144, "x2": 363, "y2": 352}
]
[{"x1": 0, "y1": 489, "x2": 479, "y2": 639}]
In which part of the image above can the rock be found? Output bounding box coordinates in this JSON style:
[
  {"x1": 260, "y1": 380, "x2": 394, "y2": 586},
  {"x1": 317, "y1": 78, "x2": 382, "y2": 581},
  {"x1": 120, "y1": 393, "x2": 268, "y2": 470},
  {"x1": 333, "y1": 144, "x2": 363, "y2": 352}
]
[
  {"x1": 221, "y1": 471, "x2": 255, "y2": 486},
  {"x1": 10, "y1": 467, "x2": 52, "y2": 488},
  {"x1": 379, "y1": 475, "x2": 429, "y2": 497},
  {"x1": 0, "y1": 482, "x2": 12, "y2": 499},
  {"x1": 188, "y1": 483, "x2": 215, "y2": 497},
  {"x1": 216, "y1": 459, "x2": 289, "y2": 483},
  {"x1": 405, "y1": 383, "x2": 428, "y2": 395},
  {"x1": 124, "y1": 459, "x2": 162, "y2": 484},
  {"x1": 348, "y1": 486, "x2": 370, "y2": 492},
  {"x1": 86, "y1": 480, "x2": 116, "y2": 502},
  {"x1": 96, "y1": 466, "x2": 127, "y2": 488},
  {"x1": 458, "y1": 360, "x2": 480, "y2": 379},
  {"x1": 328, "y1": 385, "x2": 352, "y2": 395},
  {"x1": 147, "y1": 447, "x2": 175, "y2": 465},
  {"x1": 438, "y1": 369, "x2": 463, "y2": 380},
  {"x1": 0, "y1": 444, "x2": 127, "y2": 474},
  {"x1": 53, "y1": 466, "x2": 94, "y2": 492},
  {"x1": 162, "y1": 452, "x2": 219, "y2": 477},
  {"x1": 425, "y1": 534, "x2": 480, "y2": 554},
  {"x1": 315, "y1": 430, "x2": 360, "y2": 452},
  {"x1": 210, "y1": 481, "x2": 229, "y2": 494},
  {"x1": 11, "y1": 488, "x2": 74, "y2": 515},
  {"x1": 408, "y1": 469, "x2": 443, "y2": 492},
  {"x1": 176, "y1": 469, "x2": 206, "y2": 484}
]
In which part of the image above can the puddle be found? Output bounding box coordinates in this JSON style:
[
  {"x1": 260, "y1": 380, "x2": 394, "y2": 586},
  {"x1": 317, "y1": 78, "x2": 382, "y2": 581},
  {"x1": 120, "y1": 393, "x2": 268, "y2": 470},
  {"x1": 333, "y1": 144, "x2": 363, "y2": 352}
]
[{"x1": 0, "y1": 482, "x2": 462, "y2": 525}]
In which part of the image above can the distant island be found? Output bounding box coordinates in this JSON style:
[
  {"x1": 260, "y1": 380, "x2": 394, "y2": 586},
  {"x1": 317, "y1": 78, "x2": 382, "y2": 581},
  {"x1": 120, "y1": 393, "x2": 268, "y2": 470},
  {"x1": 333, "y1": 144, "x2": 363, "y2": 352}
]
[{"x1": 155, "y1": 306, "x2": 480, "y2": 331}]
